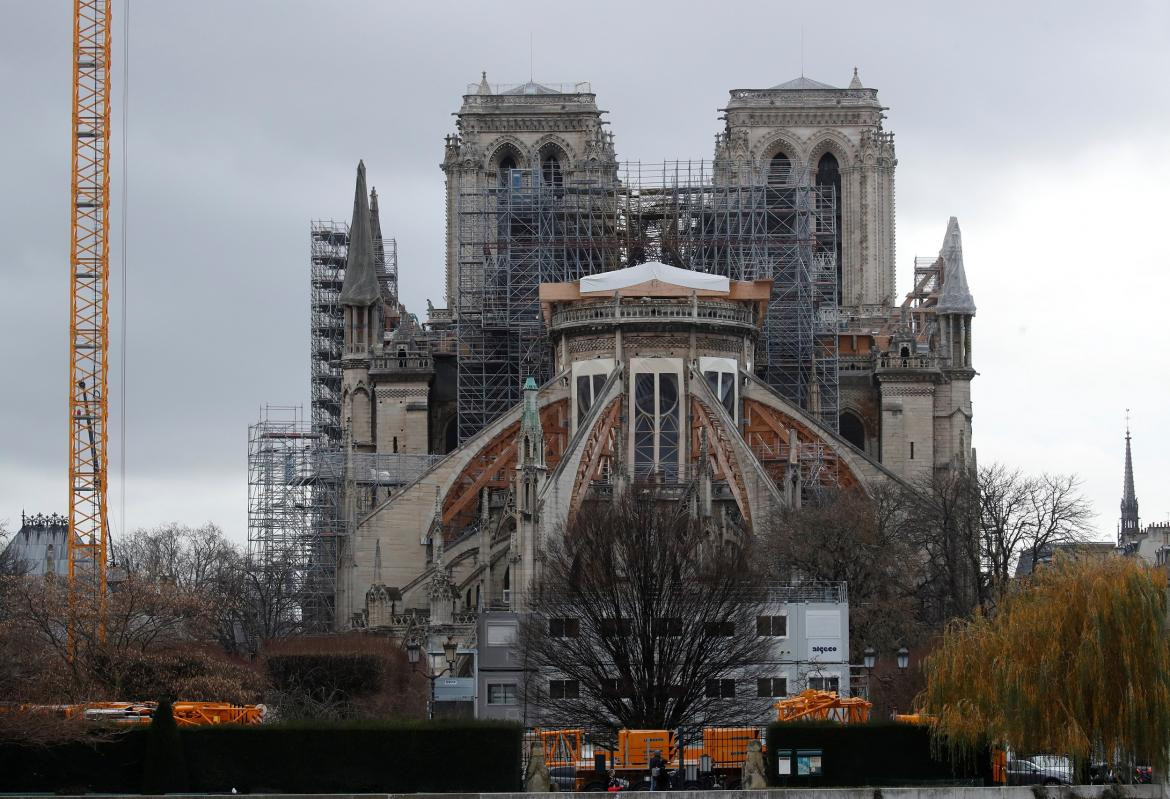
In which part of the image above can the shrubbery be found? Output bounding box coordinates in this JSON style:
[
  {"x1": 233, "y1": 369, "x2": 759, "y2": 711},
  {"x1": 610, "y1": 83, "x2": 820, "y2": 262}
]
[
  {"x1": 0, "y1": 720, "x2": 523, "y2": 794},
  {"x1": 765, "y1": 721, "x2": 991, "y2": 787}
]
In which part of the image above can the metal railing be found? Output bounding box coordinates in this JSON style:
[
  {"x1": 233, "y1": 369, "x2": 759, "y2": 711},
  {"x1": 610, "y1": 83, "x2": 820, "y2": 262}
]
[
  {"x1": 877, "y1": 353, "x2": 938, "y2": 371},
  {"x1": 551, "y1": 300, "x2": 755, "y2": 330}
]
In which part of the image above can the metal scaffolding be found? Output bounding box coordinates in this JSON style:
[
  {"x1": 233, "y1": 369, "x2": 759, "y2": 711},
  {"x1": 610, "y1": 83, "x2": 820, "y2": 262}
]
[
  {"x1": 247, "y1": 405, "x2": 444, "y2": 630},
  {"x1": 247, "y1": 406, "x2": 339, "y2": 629},
  {"x1": 454, "y1": 161, "x2": 839, "y2": 442},
  {"x1": 309, "y1": 217, "x2": 398, "y2": 448}
]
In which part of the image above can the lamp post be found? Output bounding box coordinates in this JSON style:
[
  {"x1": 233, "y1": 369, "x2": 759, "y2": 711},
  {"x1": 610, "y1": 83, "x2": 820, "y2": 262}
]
[
  {"x1": 860, "y1": 645, "x2": 910, "y2": 711},
  {"x1": 406, "y1": 636, "x2": 460, "y2": 720},
  {"x1": 896, "y1": 646, "x2": 910, "y2": 670}
]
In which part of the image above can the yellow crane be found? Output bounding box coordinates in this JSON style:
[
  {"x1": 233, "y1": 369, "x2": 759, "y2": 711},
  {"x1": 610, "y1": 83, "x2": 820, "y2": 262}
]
[{"x1": 67, "y1": 0, "x2": 112, "y2": 613}]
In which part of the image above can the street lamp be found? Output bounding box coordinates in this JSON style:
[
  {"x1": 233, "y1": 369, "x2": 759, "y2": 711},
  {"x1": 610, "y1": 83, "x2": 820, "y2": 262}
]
[
  {"x1": 896, "y1": 646, "x2": 910, "y2": 670},
  {"x1": 863, "y1": 646, "x2": 876, "y2": 670},
  {"x1": 406, "y1": 636, "x2": 460, "y2": 719}
]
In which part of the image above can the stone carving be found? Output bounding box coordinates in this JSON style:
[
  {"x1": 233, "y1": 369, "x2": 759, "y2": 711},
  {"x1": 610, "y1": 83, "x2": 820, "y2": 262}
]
[
  {"x1": 741, "y1": 739, "x2": 768, "y2": 789},
  {"x1": 525, "y1": 738, "x2": 554, "y2": 792}
]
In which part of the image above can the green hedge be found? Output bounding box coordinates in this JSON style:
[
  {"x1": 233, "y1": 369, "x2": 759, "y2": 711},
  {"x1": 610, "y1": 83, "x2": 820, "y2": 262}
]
[
  {"x1": 0, "y1": 720, "x2": 523, "y2": 794},
  {"x1": 766, "y1": 721, "x2": 992, "y2": 787}
]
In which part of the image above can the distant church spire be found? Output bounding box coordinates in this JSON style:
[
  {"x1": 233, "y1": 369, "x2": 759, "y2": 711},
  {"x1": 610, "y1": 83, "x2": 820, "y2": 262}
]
[{"x1": 1120, "y1": 412, "x2": 1140, "y2": 544}]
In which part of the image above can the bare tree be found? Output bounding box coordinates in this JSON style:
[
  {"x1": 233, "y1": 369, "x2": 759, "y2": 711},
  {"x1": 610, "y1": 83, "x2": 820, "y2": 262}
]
[
  {"x1": 523, "y1": 488, "x2": 771, "y2": 735},
  {"x1": 766, "y1": 487, "x2": 922, "y2": 655},
  {"x1": 901, "y1": 469, "x2": 984, "y2": 622},
  {"x1": 116, "y1": 523, "x2": 237, "y2": 589},
  {"x1": 0, "y1": 571, "x2": 233, "y2": 701},
  {"x1": 978, "y1": 464, "x2": 1035, "y2": 594},
  {"x1": 979, "y1": 465, "x2": 1095, "y2": 598},
  {"x1": 115, "y1": 523, "x2": 303, "y2": 655}
]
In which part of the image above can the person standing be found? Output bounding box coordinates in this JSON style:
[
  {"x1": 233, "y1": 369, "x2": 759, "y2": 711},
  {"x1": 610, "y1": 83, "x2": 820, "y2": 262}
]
[{"x1": 649, "y1": 750, "x2": 667, "y2": 791}]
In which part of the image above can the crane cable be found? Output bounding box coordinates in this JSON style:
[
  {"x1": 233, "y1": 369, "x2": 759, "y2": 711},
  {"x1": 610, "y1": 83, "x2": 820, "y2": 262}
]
[{"x1": 116, "y1": 0, "x2": 129, "y2": 557}]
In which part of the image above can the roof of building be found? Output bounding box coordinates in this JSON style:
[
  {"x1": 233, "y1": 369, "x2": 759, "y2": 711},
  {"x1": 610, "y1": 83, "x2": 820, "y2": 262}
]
[
  {"x1": 770, "y1": 76, "x2": 838, "y2": 91},
  {"x1": 579, "y1": 261, "x2": 731, "y2": 294},
  {"x1": 935, "y1": 217, "x2": 976, "y2": 315},
  {"x1": 2, "y1": 512, "x2": 68, "y2": 577},
  {"x1": 339, "y1": 160, "x2": 381, "y2": 307},
  {"x1": 501, "y1": 81, "x2": 562, "y2": 95}
]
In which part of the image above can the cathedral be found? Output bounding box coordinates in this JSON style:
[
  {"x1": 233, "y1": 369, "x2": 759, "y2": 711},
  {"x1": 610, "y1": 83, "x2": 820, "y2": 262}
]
[{"x1": 313, "y1": 71, "x2": 977, "y2": 713}]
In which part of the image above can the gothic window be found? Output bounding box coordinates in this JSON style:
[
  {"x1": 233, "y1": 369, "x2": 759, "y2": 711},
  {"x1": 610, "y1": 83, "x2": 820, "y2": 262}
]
[
  {"x1": 838, "y1": 411, "x2": 865, "y2": 451},
  {"x1": 576, "y1": 373, "x2": 607, "y2": 424},
  {"x1": 768, "y1": 151, "x2": 793, "y2": 186},
  {"x1": 538, "y1": 143, "x2": 567, "y2": 188},
  {"x1": 767, "y1": 151, "x2": 797, "y2": 242},
  {"x1": 541, "y1": 153, "x2": 563, "y2": 187},
  {"x1": 815, "y1": 152, "x2": 843, "y2": 302},
  {"x1": 703, "y1": 370, "x2": 737, "y2": 419},
  {"x1": 634, "y1": 372, "x2": 680, "y2": 480},
  {"x1": 497, "y1": 152, "x2": 522, "y2": 189}
]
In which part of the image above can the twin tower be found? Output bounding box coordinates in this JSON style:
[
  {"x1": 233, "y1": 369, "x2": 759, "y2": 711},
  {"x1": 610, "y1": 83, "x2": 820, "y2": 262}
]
[{"x1": 340, "y1": 71, "x2": 974, "y2": 494}]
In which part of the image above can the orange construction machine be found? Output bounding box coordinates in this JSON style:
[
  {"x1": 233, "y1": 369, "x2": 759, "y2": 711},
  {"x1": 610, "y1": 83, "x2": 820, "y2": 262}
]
[
  {"x1": 774, "y1": 689, "x2": 872, "y2": 723},
  {"x1": 538, "y1": 726, "x2": 763, "y2": 790},
  {"x1": 22, "y1": 701, "x2": 266, "y2": 726}
]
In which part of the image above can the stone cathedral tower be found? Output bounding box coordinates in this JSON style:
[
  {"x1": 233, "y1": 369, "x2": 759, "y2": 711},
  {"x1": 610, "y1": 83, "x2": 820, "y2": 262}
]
[
  {"x1": 716, "y1": 69, "x2": 896, "y2": 307},
  {"x1": 440, "y1": 73, "x2": 617, "y2": 309}
]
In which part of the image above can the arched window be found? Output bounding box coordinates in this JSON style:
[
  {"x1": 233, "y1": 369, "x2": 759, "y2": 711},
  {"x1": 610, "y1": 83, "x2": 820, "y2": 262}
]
[
  {"x1": 839, "y1": 411, "x2": 866, "y2": 451},
  {"x1": 541, "y1": 153, "x2": 563, "y2": 187},
  {"x1": 815, "y1": 152, "x2": 843, "y2": 302},
  {"x1": 768, "y1": 151, "x2": 793, "y2": 185},
  {"x1": 444, "y1": 418, "x2": 457, "y2": 453},
  {"x1": 497, "y1": 152, "x2": 520, "y2": 188}
]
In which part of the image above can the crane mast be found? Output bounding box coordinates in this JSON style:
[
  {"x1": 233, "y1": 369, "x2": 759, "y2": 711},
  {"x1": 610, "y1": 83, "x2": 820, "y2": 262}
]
[{"x1": 68, "y1": 0, "x2": 112, "y2": 604}]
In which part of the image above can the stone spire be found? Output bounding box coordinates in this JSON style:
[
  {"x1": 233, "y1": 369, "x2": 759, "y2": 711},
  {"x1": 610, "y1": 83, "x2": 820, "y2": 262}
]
[
  {"x1": 935, "y1": 216, "x2": 976, "y2": 315},
  {"x1": 340, "y1": 160, "x2": 381, "y2": 307},
  {"x1": 849, "y1": 67, "x2": 863, "y2": 89},
  {"x1": 518, "y1": 376, "x2": 546, "y2": 469},
  {"x1": 477, "y1": 70, "x2": 491, "y2": 95},
  {"x1": 1120, "y1": 416, "x2": 1140, "y2": 543}
]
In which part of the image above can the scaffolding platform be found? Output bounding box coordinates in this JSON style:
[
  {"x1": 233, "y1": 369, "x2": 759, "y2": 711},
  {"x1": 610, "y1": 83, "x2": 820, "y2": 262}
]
[{"x1": 454, "y1": 160, "x2": 840, "y2": 443}]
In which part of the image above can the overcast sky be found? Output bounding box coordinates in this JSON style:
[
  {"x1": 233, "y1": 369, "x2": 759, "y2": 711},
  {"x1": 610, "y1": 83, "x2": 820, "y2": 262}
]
[{"x1": 2, "y1": 0, "x2": 1168, "y2": 544}]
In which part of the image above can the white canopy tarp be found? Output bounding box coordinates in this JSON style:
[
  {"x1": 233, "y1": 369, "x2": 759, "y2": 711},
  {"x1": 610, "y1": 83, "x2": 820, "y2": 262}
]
[{"x1": 579, "y1": 261, "x2": 730, "y2": 294}]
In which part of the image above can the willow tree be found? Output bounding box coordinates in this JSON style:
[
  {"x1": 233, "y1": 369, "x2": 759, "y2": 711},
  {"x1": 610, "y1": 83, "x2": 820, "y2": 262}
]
[{"x1": 919, "y1": 554, "x2": 1170, "y2": 772}]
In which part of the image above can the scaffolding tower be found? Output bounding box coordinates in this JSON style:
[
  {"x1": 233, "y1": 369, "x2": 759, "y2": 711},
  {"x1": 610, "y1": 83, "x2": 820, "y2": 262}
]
[
  {"x1": 454, "y1": 160, "x2": 839, "y2": 442},
  {"x1": 247, "y1": 404, "x2": 445, "y2": 630},
  {"x1": 246, "y1": 405, "x2": 341, "y2": 630}
]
